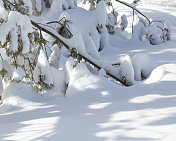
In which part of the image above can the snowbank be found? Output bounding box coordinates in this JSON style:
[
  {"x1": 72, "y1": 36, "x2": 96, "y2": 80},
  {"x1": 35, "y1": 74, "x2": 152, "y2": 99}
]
[
  {"x1": 0, "y1": 83, "x2": 41, "y2": 113},
  {"x1": 144, "y1": 63, "x2": 176, "y2": 84}
]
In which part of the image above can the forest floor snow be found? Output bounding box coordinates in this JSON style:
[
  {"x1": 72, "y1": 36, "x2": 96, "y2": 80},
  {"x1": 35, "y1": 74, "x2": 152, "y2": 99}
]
[{"x1": 1, "y1": 0, "x2": 176, "y2": 141}]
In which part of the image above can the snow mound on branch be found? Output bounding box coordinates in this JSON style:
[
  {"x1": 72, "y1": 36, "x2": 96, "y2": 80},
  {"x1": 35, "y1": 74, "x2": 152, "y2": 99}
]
[
  {"x1": 49, "y1": 44, "x2": 61, "y2": 69},
  {"x1": 22, "y1": 0, "x2": 33, "y2": 15},
  {"x1": 57, "y1": 1, "x2": 109, "y2": 60},
  {"x1": 131, "y1": 22, "x2": 147, "y2": 41},
  {"x1": 119, "y1": 55, "x2": 134, "y2": 85},
  {"x1": 147, "y1": 23, "x2": 162, "y2": 45},
  {"x1": 46, "y1": 0, "x2": 76, "y2": 20},
  {"x1": 0, "y1": 11, "x2": 33, "y2": 54},
  {"x1": 132, "y1": 53, "x2": 155, "y2": 81},
  {"x1": 1, "y1": 60, "x2": 12, "y2": 79},
  {"x1": 35, "y1": 0, "x2": 42, "y2": 12},
  {"x1": 65, "y1": 57, "x2": 77, "y2": 85},
  {"x1": 0, "y1": 1, "x2": 8, "y2": 20},
  {"x1": 94, "y1": 0, "x2": 107, "y2": 26},
  {"x1": 12, "y1": 67, "x2": 25, "y2": 81},
  {"x1": 33, "y1": 50, "x2": 54, "y2": 85}
]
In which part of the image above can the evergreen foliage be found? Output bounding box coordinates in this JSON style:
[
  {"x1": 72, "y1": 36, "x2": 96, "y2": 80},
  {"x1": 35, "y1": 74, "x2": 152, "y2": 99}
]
[{"x1": 0, "y1": 0, "x2": 172, "y2": 100}]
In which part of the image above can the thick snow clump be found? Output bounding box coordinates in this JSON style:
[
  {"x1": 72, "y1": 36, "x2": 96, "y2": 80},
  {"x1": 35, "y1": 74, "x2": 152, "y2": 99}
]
[
  {"x1": 49, "y1": 44, "x2": 61, "y2": 69},
  {"x1": 0, "y1": 11, "x2": 33, "y2": 54},
  {"x1": 57, "y1": 1, "x2": 109, "y2": 60},
  {"x1": 119, "y1": 55, "x2": 134, "y2": 85},
  {"x1": 33, "y1": 50, "x2": 54, "y2": 86},
  {"x1": 132, "y1": 53, "x2": 155, "y2": 81},
  {"x1": 46, "y1": 0, "x2": 76, "y2": 20}
]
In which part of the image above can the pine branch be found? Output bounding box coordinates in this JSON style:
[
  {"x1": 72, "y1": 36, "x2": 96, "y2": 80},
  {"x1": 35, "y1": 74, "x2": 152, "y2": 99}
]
[
  {"x1": 3, "y1": 0, "x2": 131, "y2": 86},
  {"x1": 31, "y1": 20, "x2": 130, "y2": 86}
]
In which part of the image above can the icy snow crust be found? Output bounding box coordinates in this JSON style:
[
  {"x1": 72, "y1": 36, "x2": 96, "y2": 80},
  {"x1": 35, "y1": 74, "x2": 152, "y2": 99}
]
[{"x1": 1, "y1": 0, "x2": 176, "y2": 141}]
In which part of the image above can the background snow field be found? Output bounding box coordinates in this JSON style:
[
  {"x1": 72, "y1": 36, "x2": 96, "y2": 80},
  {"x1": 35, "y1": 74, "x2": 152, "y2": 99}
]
[{"x1": 0, "y1": 0, "x2": 176, "y2": 141}]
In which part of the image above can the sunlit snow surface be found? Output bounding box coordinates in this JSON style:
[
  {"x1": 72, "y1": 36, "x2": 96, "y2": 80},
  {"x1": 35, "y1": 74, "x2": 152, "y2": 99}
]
[{"x1": 1, "y1": 0, "x2": 176, "y2": 141}]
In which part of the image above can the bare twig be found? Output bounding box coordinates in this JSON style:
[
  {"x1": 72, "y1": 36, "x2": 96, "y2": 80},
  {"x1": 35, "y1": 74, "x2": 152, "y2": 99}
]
[
  {"x1": 114, "y1": 0, "x2": 151, "y2": 25},
  {"x1": 47, "y1": 17, "x2": 73, "y2": 37},
  {"x1": 112, "y1": 63, "x2": 120, "y2": 66},
  {"x1": 37, "y1": 23, "x2": 55, "y2": 30},
  {"x1": 46, "y1": 17, "x2": 67, "y2": 25},
  {"x1": 0, "y1": 53, "x2": 4, "y2": 60},
  {"x1": 132, "y1": 8, "x2": 135, "y2": 33},
  {"x1": 152, "y1": 20, "x2": 165, "y2": 26},
  {"x1": 157, "y1": 25, "x2": 164, "y2": 31},
  {"x1": 47, "y1": 20, "x2": 73, "y2": 39}
]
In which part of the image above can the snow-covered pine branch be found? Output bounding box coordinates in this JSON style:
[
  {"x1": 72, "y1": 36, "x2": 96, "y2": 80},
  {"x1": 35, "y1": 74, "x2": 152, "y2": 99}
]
[{"x1": 0, "y1": 0, "x2": 172, "y2": 102}]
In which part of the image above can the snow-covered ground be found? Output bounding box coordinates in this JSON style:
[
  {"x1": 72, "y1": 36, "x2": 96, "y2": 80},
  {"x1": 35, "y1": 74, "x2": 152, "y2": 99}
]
[{"x1": 1, "y1": 0, "x2": 176, "y2": 141}]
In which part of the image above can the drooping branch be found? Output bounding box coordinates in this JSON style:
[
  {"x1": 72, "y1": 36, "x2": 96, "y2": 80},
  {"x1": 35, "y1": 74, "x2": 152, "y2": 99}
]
[
  {"x1": 115, "y1": 0, "x2": 151, "y2": 25},
  {"x1": 31, "y1": 20, "x2": 129, "y2": 86},
  {"x1": 3, "y1": 0, "x2": 131, "y2": 86}
]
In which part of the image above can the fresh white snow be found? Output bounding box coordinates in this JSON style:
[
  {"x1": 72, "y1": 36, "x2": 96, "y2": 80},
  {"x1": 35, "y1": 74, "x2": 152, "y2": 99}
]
[
  {"x1": 1, "y1": 0, "x2": 176, "y2": 141},
  {"x1": 132, "y1": 53, "x2": 155, "y2": 81}
]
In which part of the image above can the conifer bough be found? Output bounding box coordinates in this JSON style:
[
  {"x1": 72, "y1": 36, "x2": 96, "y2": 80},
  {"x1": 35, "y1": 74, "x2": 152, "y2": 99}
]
[
  {"x1": 4, "y1": 0, "x2": 132, "y2": 86},
  {"x1": 31, "y1": 20, "x2": 128, "y2": 86}
]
